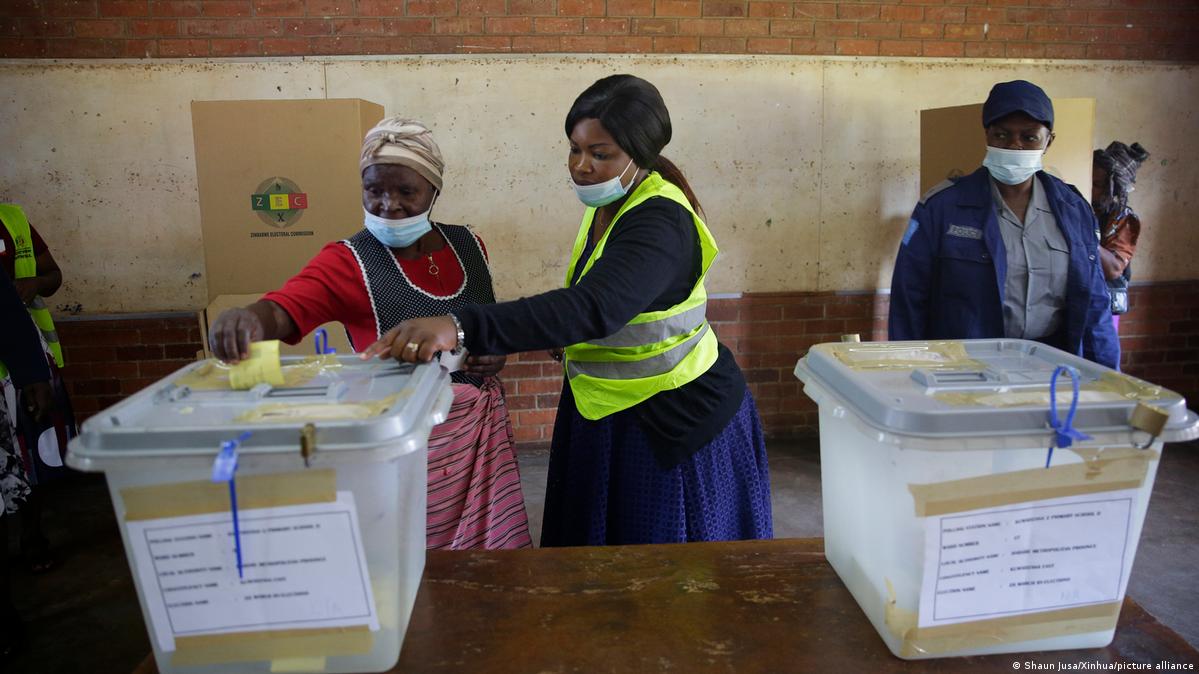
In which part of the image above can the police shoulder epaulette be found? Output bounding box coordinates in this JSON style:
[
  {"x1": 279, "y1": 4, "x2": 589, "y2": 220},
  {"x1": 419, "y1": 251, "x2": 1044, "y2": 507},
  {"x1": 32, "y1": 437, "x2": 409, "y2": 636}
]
[{"x1": 919, "y1": 179, "x2": 956, "y2": 205}]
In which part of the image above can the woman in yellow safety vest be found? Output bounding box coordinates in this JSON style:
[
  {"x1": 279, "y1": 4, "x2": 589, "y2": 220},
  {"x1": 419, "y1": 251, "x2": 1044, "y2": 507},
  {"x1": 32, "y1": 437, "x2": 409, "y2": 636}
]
[
  {"x1": 0, "y1": 206, "x2": 63, "y2": 370},
  {"x1": 364, "y1": 74, "x2": 773, "y2": 546},
  {"x1": 0, "y1": 204, "x2": 69, "y2": 573}
]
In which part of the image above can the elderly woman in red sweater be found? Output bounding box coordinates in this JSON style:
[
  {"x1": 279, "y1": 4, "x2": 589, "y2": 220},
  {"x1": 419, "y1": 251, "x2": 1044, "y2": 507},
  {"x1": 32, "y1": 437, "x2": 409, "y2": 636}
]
[{"x1": 210, "y1": 117, "x2": 531, "y2": 550}]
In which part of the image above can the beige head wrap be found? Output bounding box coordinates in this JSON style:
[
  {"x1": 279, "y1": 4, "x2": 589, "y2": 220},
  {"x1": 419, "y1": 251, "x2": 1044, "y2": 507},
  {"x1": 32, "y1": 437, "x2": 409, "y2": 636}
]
[{"x1": 360, "y1": 117, "x2": 445, "y2": 192}]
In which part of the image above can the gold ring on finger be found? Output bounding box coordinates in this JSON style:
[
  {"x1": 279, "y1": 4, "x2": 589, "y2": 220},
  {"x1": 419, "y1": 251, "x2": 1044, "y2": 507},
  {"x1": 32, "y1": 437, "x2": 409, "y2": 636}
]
[{"x1": 405, "y1": 342, "x2": 419, "y2": 353}]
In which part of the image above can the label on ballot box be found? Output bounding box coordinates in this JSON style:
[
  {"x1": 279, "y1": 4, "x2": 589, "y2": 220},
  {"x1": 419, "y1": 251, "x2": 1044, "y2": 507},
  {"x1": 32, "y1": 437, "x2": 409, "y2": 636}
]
[
  {"x1": 126, "y1": 492, "x2": 379, "y2": 651},
  {"x1": 918, "y1": 490, "x2": 1136, "y2": 629}
]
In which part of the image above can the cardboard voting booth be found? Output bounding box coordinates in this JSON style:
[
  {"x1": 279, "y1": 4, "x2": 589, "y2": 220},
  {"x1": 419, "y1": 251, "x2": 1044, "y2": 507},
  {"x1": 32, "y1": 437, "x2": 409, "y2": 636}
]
[
  {"x1": 191, "y1": 98, "x2": 384, "y2": 300},
  {"x1": 191, "y1": 98, "x2": 384, "y2": 355},
  {"x1": 920, "y1": 99, "x2": 1096, "y2": 196}
]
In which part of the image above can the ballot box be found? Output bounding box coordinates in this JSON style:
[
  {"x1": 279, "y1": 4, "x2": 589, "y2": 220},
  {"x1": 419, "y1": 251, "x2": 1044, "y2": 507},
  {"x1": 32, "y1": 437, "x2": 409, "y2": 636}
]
[
  {"x1": 67, "y1": 355, "x2": 452, "y2": 673},
  {"x1": 794, "y1": 339, "x2": 1198, "y2": 659}
]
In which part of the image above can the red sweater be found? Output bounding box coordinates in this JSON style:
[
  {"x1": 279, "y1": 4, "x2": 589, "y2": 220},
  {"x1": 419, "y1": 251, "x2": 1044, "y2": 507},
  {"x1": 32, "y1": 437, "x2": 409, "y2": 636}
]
[{"x1": 263, "y1": 231, "x2": 487, "y2": 351}]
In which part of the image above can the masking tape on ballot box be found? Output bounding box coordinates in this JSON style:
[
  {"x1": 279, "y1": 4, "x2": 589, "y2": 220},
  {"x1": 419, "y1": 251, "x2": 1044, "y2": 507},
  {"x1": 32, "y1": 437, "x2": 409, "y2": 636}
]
[
  {"x1": 270, "y1": 655, "x2": 329, "y2": 673},
  {"x1": 907, "y1": 446, "x2": 1156, "y2": 517},
  {"x1": 934, "y1": 371, "x2": 1174, "y2": 408},
  {"x1": 883, "y1": 578, "x2": 1121, "y2": 657},
  {"x1": 170, "y1": 625, "x2": 373, "y2": 668},
  {"x1": 934, "y1": 389, "x2": 1130, "y2": 407},
  {"x1": 173, "y1": 354, "x2": 341, "y2": 391},
  {"x1": 233, "y1": 394, "x2": 401, "y2": 424},
  {"x1": 827, "y1": 341, "x2": 985, "y2": 371},
  {"x1": 1095, "y1": 371, "x2": 1175, "y2": 401},
  {"x1": 121, "y1": 468, "x2": 336, "y2": 521}
]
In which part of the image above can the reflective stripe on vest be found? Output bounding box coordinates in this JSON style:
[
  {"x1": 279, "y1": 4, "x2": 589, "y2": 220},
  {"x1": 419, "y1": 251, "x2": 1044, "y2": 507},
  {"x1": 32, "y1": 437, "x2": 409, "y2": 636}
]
[
  {"x1": 568, "y1": 322, "x2": 711, "y2": 380},
  {"x1": 28, "y1": 296, "x2": 61, "y2": 350},
  {"x1": 585, "y1": 302, "x2": 707, "y2": 349},
  {"x1": 0, "y1": 204, "x2": 64, "y2": 376},
  {"x1": 561, "y1": 172, "x2": 720, "y2": 421}
]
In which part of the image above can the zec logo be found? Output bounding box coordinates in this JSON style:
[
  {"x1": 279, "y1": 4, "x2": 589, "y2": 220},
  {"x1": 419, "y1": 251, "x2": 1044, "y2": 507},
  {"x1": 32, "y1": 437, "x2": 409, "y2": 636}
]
[{"x1": 250, "y1": 177, "x2": 308, "y2": 228}]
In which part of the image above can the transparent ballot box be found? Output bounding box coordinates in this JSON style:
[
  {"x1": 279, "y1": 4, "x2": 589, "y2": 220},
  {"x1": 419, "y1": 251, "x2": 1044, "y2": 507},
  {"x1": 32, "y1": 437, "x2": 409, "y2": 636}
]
[
  {"x1": 67, "y1": 355, "x2": 452, "y2": 673},
  {"x1": 794, "y1": 339, "x2": 1198, "y2": 659}
]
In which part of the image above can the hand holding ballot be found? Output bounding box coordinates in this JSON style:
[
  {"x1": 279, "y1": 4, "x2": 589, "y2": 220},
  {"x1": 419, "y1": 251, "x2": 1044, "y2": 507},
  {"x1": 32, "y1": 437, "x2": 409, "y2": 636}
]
[
  {"x1": 209, "y1": 300, "x2": 304, "y2": 365},
  {"x1": 209, "y1": 306, "x2": 268, "y2": 363}
]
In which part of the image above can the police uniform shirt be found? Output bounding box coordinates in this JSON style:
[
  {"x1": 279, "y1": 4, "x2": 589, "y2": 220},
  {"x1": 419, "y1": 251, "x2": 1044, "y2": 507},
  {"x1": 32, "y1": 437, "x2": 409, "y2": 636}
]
[{"x1": 990, "y1": 175, "x2": 1069, "y2": 341}]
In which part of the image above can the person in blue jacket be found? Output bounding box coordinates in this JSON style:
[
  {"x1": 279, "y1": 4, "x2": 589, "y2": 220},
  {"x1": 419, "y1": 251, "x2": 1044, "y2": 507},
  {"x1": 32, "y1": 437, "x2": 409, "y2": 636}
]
[{"x1": 888, "y1": 80, "x2": 1120, "y2": 370}]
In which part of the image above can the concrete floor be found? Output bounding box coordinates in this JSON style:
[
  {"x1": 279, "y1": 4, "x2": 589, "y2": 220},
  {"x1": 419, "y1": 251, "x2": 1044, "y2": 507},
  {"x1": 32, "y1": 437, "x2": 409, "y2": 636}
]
[{"x1": 5, "y1": 440, "x2": 1198, "y2": 673}]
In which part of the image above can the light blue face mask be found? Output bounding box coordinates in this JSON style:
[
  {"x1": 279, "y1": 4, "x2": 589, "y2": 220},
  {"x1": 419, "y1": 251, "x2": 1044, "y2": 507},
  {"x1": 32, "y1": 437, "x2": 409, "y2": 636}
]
[
  {"x1": 983, "y1": 146, "x2": 1044, "y2": 185},
  {"x1": 572, "y1": 159, "x2": 636, "y2": 208},
  {"x1": 363, "y1": 206, "x2": 432, "y2": 249}
]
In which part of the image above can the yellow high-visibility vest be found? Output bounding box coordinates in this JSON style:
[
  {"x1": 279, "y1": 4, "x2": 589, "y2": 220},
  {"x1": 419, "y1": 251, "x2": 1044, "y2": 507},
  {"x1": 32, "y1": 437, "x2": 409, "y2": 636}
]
[
  {"x1": 562, "y1": 172, "x2": 719, "y2": 420},
  {"x1": 0, "y1": 203, "x2": 63, "y2": 380}
]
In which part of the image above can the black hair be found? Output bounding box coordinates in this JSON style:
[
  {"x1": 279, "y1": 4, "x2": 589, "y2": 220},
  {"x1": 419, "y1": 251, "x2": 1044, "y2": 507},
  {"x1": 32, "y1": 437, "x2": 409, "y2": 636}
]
[
  {"x1": 1093, "y1": 141, "x2": 1150, "y2": 213},
  {"x1": 565, "y1": 74, "x2": 702, "y2": 214}
]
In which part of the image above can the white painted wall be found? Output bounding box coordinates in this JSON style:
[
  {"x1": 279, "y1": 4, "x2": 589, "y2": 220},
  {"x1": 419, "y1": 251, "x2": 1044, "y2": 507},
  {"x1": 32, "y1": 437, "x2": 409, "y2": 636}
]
[{"x1": 1, "y1": 56, "x2": 1194, "y2": 313}]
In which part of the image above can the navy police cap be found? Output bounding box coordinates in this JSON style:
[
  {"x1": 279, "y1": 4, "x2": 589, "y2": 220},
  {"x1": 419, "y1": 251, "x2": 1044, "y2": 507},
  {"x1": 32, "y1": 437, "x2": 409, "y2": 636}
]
[{"x1": 982, "y1": 80, "x2": 1054, "y2": 131}]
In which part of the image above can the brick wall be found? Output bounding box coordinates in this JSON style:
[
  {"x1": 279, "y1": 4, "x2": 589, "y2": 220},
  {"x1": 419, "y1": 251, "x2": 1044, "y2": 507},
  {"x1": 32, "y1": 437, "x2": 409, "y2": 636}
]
[
  {"x1": 55, "y1": 280, "x2": 1199, "y2": 442},
  {"x1": 56, "y1": 315, "x2": 203, "y2": 419},
  {"x1": 1, "y1": 0, "x2": 1195, "y2": 60}
]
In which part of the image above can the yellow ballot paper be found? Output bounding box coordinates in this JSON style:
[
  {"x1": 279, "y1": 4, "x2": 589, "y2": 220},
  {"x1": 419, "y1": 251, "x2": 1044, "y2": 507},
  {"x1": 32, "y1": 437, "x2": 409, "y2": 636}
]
[{"x1": 228, "y1": 340, "x2": 286, "y2": 390}]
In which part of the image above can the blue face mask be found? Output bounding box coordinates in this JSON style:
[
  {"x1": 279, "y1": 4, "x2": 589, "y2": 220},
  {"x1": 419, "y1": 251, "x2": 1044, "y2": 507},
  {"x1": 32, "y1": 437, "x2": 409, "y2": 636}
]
[
  {"x1": 982, "y1": 146, "x2": 1044, "y2": 185},
  {"x1": 572, "y1": 159, "x2": 636, "y2": 208},
  {"x1": 363, "y1": 207, "x2": 432, "y2": 249}
]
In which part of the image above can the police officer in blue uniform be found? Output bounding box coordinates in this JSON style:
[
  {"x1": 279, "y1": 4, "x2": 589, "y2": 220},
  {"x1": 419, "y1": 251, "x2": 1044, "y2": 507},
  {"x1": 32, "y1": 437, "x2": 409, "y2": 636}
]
[{"x1": 888, "y1": 80, "x2": 1120, "y2": 370}]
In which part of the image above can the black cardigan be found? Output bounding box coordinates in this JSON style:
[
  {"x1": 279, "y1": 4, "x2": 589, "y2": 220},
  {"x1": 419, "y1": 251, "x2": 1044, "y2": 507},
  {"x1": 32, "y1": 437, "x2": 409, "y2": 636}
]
[{"x1": 454, "y1": 197, "x2": 745, "y2": 465}]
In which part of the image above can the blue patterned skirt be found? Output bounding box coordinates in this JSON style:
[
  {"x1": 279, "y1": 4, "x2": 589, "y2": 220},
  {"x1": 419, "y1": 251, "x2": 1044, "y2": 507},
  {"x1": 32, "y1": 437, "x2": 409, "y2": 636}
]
[{"x1": 540, "y1": 385, "x2": 773, "y2": 546}]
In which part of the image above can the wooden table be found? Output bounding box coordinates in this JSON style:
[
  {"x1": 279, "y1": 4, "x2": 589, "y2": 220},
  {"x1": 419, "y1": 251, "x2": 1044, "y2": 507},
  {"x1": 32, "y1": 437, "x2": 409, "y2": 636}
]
[{"x1": 135, "y1": 538, "x2": 1199, "y2": 673}]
